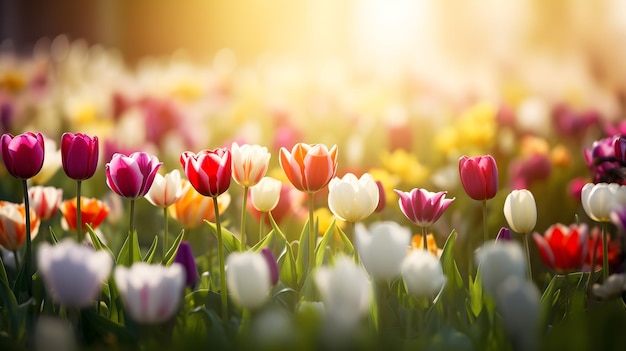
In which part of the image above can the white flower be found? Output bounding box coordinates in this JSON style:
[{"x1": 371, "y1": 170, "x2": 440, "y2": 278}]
[
  {"x1": 145, "y1": 169, "x2": 186, "y2": 208},
  {"x1": 37, "y1": 239, "x2": 112, "y2": 308},
  {"x1": 401, "y1": 250, "x2": 446, "y2": 298},
  {"x1": 581, "y1": 182, "x2": 626, "y2": 222},
  {"x1": 494, "y1": 276, "x2": 541, "y2": 351},
  {"x1": 114, "y1": 262, "x2": 185, "y2": 324},
  {"x1": 231, "y1": 142, "x2": 271, "y2": 187},
  {"x1": 593, "y1": 273, "x2": 626, "y2": 300},
  {"x1": 356, "y1": 221, "x2": 411, "y2": 281},
  {"x1": 315, "y1": 256, "x2": 372, "y2": 329},
  {"x1": 226, "y1": 251, "x2": 272, "y2": 309},
  {"x1": 328, "y1": 173, "x2": 379, "y2": 222},
  {"x1": 250, "y1": 177, "x2": 282, "y2": 212},
  {"x1": 503, "y1": 189, "x2": 537, "y2": 234},
  {"x1": 475, "y1": 241, "x2": 526, "y2": 296}
]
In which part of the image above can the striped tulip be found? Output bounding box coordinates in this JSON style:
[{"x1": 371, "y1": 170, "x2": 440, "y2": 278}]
[{"x1": 279, "y1": 143, "x2": 337, "y2": 193}]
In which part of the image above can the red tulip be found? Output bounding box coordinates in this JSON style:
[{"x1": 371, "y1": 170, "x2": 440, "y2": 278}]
[
  {"x1": 458, "y1": 155, "x2": 498, "y2": 201},
  {"x1": 61, "y1": 132, "x2": 99, "y2": 180},
  {"x1": 105, "y1": 152, "x2": 162, "y2": 200},
  {"x1": 1, "y1": 132, "x2": 45, "y2": 179},
  {"x1": 180, "y1": 148, "x2": 232, "y2": 197},
  {"x1": 279, "y1": 143, "x2": 338, "y2": 193},
  {"x1": 532, "y1": 223, "x2": 588, "y2": 273}
]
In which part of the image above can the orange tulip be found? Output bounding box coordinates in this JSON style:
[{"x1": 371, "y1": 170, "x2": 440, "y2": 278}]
[
  {"x1": 279, "y1": 143, "x2": 338, "y2": 193},
  {"x1": 0, "y1": 201, "x2": 40, "y2": 251},
  {"x1": 60, "y1": 197, "x2": 109, "y2": 232},
  {"x1": 169, "y1": 180, "x2": 231, "y2": 229},
  {"x1": 411, "y1": 233, "x2": 440, "y2": 257}
]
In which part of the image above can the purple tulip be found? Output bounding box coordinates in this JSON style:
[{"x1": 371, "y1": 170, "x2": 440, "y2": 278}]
[
  {"x1": 1, "y1": 132, "x2": 45, "y2": 179},
  {"x1": 496, "y1": 227, "x2": 512, "y2": 242},
  {"x1": 395, "y1": 188, "x2": 455, "y2": 228},
  {"x1": 61, "y1": 132, "x2": 99, "y2": 180},
  {"x1": 105, "y1": 152, "x2": 162, "y2": 200},
  {"x1": 261, "y1": 247, "x2": 279, "y2": 286},
  {"x1": 173, "y1": 241, "x2": 198, "y2": 289}
]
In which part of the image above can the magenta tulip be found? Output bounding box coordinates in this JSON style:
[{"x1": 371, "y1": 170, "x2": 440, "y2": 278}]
[
  {"x1": 105, "y1": 152, "x2": 162, "y2": 200},
  {"x1": 180, "y1": 148, "x2": 232, "y2": 197},
  {"x1": 395, "y1": 188, "x2": 455, "y2": 228},
  {"x1": 1, "y1": 132, "x2": 45, "y2": 179},
  {"x1": 61, "y1": 132, "x2": 99, "y2": 180},
  {"x1": 458, "y1": 155, "x2": 499, "y2": 201}
]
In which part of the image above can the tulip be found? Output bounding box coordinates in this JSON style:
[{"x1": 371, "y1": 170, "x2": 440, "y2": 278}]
[
  {"x1": 114, "y1": 262, "x2": 185, "y2": 324},
  {"x1": 532, "y1": 223, "x2": 588, "y2": 274},
  {"x1": 328, "y1": 173, "x2": 379, "y2": 223},
  {"x1": 584, "y1": 136, "x2": 622, "y2": 184},
  {"x1": 395, "y1": 188, "x2": 454, "y2": 251},
  {"x1": 0, "y1": 202, "x2": 40, "y2": 252},
  {"x1": 410, "y1": 233, "x2": 440, "y2": 257},
  {"x1": 592, "y1": 273, "x2": 626, "y2": 300},
  {"x1": 59, "y1": 197, "x2": 109, "y2": 233},
  {"x1": 315, "y1": 255, "x2": 372, "y2": 331},
  {"x1": 250, "y1": 177, "x2": 282, "y2": 213},
  {"x1": 37, "y1": 239, "x2": 112, "y2": 308},
  {"x1": 496, "y1": 227, "x2": 511, "y2": 242},
  {"x1": 279, "y1": 143, "x2": 338, "y2": 275},
  {"x1": 374, "y1": 180, "x2": 386, "y2": 213},
  {"x1": 1, "y1": 132, "x2": 45, "y2": 179},
  {"x1": 28, "y1": 186, "x2": 62, "y2": 221},
  {"x1": 261, "y1": 247, "x2": 279, "y2": 286},
  {"x1": 105, "y1": 152, "x2": 163, "y2": 201},
  {"x1": 401, "y1": 249, "x2": 446, "y2": 298},
  {"x1": 169, "y1": 181, "x2": 231, "y2": 229},
  {"x1": 494, "y1": 276, "x2": 541, "y2": 351},
  {"x1": 180, "y1": 148, "x2": 231, "y2": 197},
  {"x1": 581, "y1": 182, "x2": 626, "y2": 279},
  {"x1": 61, "y1": 132, "x2": 99, "y2": 181},
  {"x1": 475, "y1": 241, "x2": 526, "y2": 297},
  {"x1": 226, "y1": 251, "x2": 272, "y2": 310},
  {"x1": 173, "y1": 241, "x2": 198, "y2": 289},
  {"x1": 145, "y1": 169, "x2": 186, "y2": 256},
  {"x1": 355, "y1": 221, "x2": 411, "y2": 281},
  {"x1": 614, "y1": 135, "x2": 626, "y2": 164},
  {"x1": 503, "y1": 189, "x2": 537, "y2": 280},
  {"x1": 180, "y1": 147, "x2": 232, "y2": 322},
  {"x1": 458, "y1": 154, "x2": 498, "y2": 242}
]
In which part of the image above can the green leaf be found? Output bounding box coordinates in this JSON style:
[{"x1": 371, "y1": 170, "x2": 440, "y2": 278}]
[
  {"x1": 278, "y1": 242, "x2": 298, "y2": 289},
  {"x1": 296, "y1": 219, "x2": 312, "y2": 285},
  {"x1": 314, "y1": 219, "x2": 337, "y2": 267},
  {"x1": 469, "y1": 267, "x2": 483, "y2": 318},
  {"x1": 116, "y1": 230, "x2": 142, "y2": 267},
  {"x1": 439, "y1": 230, "x2": 463, "y2": 291},
  {"x1": 251, "y1": 228, "x2": 288, "y2": 259},
  {"x1": 86, "y1": 224, "x2": 115, "y2": 260},
  {"x1": 0, "y1": 252, "x2": 8, "y2": 288},
  {"x1": 335, "y1": 225, "x2": 355, "y2": 257},
  {"x1": 205, "y1": 220, "x2": 241, "y2": 255},
  {"x1": 48, "y1": 226, "x2": 59, "y2": 244},
  {"x1": 0, "y1": 274, "x2": 22, "y2": 342},
  {"x1": 143, "y1": 235, "x2": 159, "y2": 263},
  {"x1": 80, "y1": 308, "x2": 137, "y2": 348},
  {"x1": 161, "y1": 229, "x2": 185, "y2": 266}
]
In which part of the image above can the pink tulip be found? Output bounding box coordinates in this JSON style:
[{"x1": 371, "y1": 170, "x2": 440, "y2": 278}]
[
  {"x1": 105, "y1": 152, "x2": 162, "y2": 200},
  {"x1": 395, "y1": 188, "x2": 454, "y2": 228},
  {"x1": 61, "y1": 132, "x2": 99, "y2": 180},
  {"x1": 1, "y1": 132, "x2": 45, "y2": 179},
  {"x1": 458, "y1": 155, "x2": 498, "y2": 201}
]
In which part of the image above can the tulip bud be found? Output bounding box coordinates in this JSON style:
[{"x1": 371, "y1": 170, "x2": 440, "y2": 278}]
[
  {"x1": 401, "y1": 249, "x2": 446, "y2": 298},
  {"x1": 494, "y1": 276, "x2": 541, "y2": 351},
  {"x1": 355, "y1": 221, "x2": 411, "y2": 281},
  {"x1": 231, "y1": 142, "x2": 271, "y2": 187},
  {"x1": 145, "y1": 169, "x2": 185, "y2": 208},
  {"x1": 328, "y1": 173, "x2": 379, "y2": 222},
  {"x1": 226, "y1": 251, "x2": 272, "y2": 309},
  {"x1": 475, "y1": 241, "x2": 526, "y2": 296},
  {"x1": 1, "y1": 132, "x2": 45, "y2": 179},
  {"x1": 61, "y1": 132, "x2": 99, "y2": 181},
  {"x1": 37, "y1": 239, "x2": 112, "y2": 308},
  {"x1": 458, "y1": 155, "x2": 498, "y2": 201},
  {"x1": 279, "y1": 143, "x2": 338, "y2": 193},
  {"x1": 28, "y1": 186, "x2": 63, "y2": 221},
  {"x1": 503, "y1": 189, "x2": 537, "y2": 234},
  {"x1": 173, "y1": 241, "x2": 198, "y2": 289},
  {"x1": 105, "y1": 152, "x2": 162, "y2": 200},
  {"x1": 250, "y1": 177, "x2": 282, "y2": 213},
  {"x1": 180, "y1": 148, "x2": 231, "y2": 197},
  {"x1": 581, "y1": 182, "x2": 626, "y2": 222}
]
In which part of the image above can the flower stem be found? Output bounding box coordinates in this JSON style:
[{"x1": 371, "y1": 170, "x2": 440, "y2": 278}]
[
  {"x1": 422, "y1": 226, "x2": 428, "y2": 252},
  {"x1": 240, "y1": 186, "x2": 249, "y2": 251},
  {"x1": 76, "y1": 180, "x2": 83, "y2": 242},
  {"x1": 163, "y1": 207, "x2": 169, "y2": 259},
  {"x1": 375, "y1": 280, "x2": 387, "y2": 334},
  {"x1": 522, "y1": 232, "x2": 533, "y2": 282},
  {"x1": 213, "y1": 196, "x2": 229, "y2": 324},
  {"x1": 22, "y1": 179, "x2": 32, "y2": 297},
  {"x1": 602, "y1": 222, "x2": 609, "y2": 281},
  {"x1": 129, "y1": 199, "x2": 136, "y2": 266},
  {"x1": 308, "y1": 193, "x2": 315, "y2": 275},
  {"x1": 12, "y1": 250, "x2": 19, "y2": 271},
  {"x1": 259, "y1": 212, "x2": 265, "y2": 243},
  {"x1": 481, "y1": 200, "x2": 488, "y2": 243}
]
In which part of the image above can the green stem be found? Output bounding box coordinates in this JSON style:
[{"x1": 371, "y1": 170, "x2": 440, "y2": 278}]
[
  {"x1": 12, "y1": 250, "x2": 19, "y2": 271},
  {"x1": 522, "y1": 232, "x2": 533, "y2": 282},
  {"x1": 422, "y1": 226, "x2": 428, "y2": 252},
  {"x1": 213, "y1": 196, "x2": 229, "y2": 324},
  {"x1": 376, "y1": 280, "x2": 387, "y2": 334},
  {"x1": 481, "y1": 200, "x2": 488, "y2": 243},
  {"x1": 259, "y1": 212, "x2": 266, "y2": 243},
  {"x1": 128, "y1": 199, "x2": 136, "y2": 266},
  {"x1": 22, "y1": 179, "x2": 32, "y2": 297},
  {"x1": 163, "y1": 207, "x2": 169, "y2": 259},
  {"x1": 308, "y1": 193, "x2": 315, "y2": 275},
  {"x1": 602, "y1": 222, "x2": 609, "y2": 281},
  {"x1": 240, "y1": 186, "x2": 249, "y2": 251},
  {"x1": 76, "y1": 180, "x2": 83, "y2": 242},
  {"x1": 405, "y1": 307, "x2": 413, "y2": 339}
]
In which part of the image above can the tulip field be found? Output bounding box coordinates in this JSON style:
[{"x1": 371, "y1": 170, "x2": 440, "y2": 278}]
[{"x1": 1, "y1": 37, "x2": 626, "y2": 351}]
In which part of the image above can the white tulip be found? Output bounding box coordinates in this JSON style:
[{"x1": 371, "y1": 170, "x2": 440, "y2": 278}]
[
  {"x1": 328, "y1": 173, "x2": 379, "y2": 222},
  {"x1": 581, "y1": 182, "x2": 626, "y2": 222},
  {"x1": 145, "y1": 169, "x2": 186, "y2": 208},
  {"x1": 250, "y1": 177, "x2": 282, "y2": 212},
  {"x1": 475, "y1": 241, "x2": 526, "y2": 296},
  {"x1": 494, "y1": 276, "x2": 541, "y2": 351},
  {"x1": 231, "y1": 142, "x2": 271, "y2": 187},
  {"x1": 38, "y1": 239, "x2": 112, "y2": 308},
  {"x1": 503, "y1": 189, "x2": 537, "y2": 234},
  {"x1": 401, "y1": 250, "x2": 446, "y2": 298},
  {"x1": 114, "y1": 262, "x2": 185, "y2": 324},
  {"x1": 356, "y1": 221, "x2": 411, "y2": 281},
  {"x1": 226, "y1": 251, "x2": 272, "y2": 309}
]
